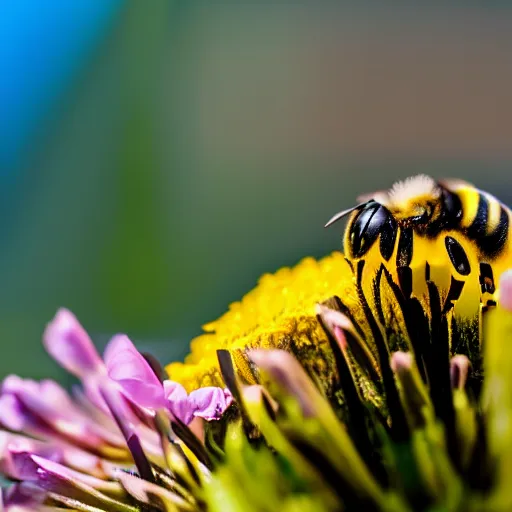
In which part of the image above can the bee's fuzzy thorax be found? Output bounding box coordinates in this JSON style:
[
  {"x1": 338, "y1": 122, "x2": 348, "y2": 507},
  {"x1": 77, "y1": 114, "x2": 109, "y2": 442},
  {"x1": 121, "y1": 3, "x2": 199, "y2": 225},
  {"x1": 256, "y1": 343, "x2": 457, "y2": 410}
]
[{"x1": 386, "y1": 174, "x2": 440, "y2": 209}]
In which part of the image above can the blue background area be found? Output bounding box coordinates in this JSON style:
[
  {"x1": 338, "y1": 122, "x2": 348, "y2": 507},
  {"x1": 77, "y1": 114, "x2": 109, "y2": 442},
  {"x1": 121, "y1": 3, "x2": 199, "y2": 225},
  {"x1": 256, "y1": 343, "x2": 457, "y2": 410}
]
[{"x1": 0, "y1": 0, "x2": 123, "y2": 171}]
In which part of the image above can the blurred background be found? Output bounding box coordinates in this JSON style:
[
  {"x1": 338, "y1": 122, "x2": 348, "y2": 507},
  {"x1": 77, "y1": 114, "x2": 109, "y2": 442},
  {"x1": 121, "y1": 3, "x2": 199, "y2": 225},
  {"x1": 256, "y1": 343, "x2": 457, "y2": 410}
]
[{"x1": 1, "y1": 1, "x2": 511, "y2": 381}]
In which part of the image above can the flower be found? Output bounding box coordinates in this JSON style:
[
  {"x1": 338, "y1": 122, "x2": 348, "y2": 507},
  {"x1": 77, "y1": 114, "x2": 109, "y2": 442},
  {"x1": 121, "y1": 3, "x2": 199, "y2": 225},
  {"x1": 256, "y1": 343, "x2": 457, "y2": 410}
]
[
  {"x1": 0, "y1": 310, "x2": 233, "y2": 510},
  {"x1": 202, "y1": 261, "x2": 512, "y2": 511},
  {"x1": 42, "y1": 308, "x2": 231, "y2": 420},
  {"x1": 167, "y1": 253, "x2": 361, "y2": 391},
  {"x1": 1, "y1": 210, "x2": 512, "y2": 509}
]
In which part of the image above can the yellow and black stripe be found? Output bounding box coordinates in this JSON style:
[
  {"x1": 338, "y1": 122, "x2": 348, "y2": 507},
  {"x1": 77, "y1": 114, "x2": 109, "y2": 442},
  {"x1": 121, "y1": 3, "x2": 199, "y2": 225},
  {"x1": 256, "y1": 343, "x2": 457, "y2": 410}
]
[{"x1": 452, "y1": 184, "x2": 509, "y2": 259}]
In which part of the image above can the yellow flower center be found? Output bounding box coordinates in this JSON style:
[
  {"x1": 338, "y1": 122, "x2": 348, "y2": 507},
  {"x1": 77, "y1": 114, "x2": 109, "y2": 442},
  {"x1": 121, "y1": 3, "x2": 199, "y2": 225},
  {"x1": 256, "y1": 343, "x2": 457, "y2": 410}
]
[{"x1": 166, "y1": 253, "x2": 360, "y2": 392}]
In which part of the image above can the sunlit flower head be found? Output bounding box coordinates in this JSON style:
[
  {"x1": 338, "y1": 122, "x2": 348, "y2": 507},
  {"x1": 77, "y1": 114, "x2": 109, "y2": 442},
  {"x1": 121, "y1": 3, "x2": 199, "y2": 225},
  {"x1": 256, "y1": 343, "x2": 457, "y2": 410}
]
[{"x1": 166, "y1": 253, "x2": 361, "y2": 392}]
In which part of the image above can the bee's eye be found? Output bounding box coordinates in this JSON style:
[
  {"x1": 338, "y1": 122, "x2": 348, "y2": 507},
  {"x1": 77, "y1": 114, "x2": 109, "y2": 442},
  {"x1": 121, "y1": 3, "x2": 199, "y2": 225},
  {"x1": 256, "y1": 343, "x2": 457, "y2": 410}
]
[{"x1": 350, "y1": 204, "x2": 389, "y2": 258}]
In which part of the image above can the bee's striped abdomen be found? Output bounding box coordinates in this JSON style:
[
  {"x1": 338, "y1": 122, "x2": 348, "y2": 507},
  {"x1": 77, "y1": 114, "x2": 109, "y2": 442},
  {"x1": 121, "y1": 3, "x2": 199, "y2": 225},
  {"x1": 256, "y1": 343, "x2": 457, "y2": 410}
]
[{"x1": 461, "y1": 191, "x2": 510, "y2": 259}]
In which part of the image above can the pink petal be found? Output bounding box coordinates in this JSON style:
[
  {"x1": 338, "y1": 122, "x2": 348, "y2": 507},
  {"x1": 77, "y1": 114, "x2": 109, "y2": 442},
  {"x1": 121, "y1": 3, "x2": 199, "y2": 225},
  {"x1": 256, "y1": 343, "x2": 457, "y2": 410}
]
[
  {"x1": 1, "y1": 377, "x2": 80, "y2": 427},
  {"x1": 0, "y1": 376, "x2": 127, "y2": 452},
  {"x1": 500, "y1": 269, "x2": 512, "y2": 312},
  {"x1": 7, "y1": 451, "x2": 40, "y2": 481},
  {"x1": 189, "y1": 387, "x2": 233, "y2": 421},
  {"x1": 43, "y1": 309, "x2": 103, "y2": 377},
  {"x1": 163, "y1": 382, "x2": 233, "y2": 423},
  {"x1": 163, "y1": 381, "x2": 188, "y2": 403},
  {"x1": 31, "y1": 454, "x2": 121, "y2": 492},
  {"x1": 0, "y1": 431, "x2": 104, "y2": 480},
  {"x1": 0, "y1": 433, "x2": 62, "y2": 480},
  {"x1": 39, "y1": 379, "x2": 75, "y2": 409},
  {"x1": 2, "y1": 483, "x2": 47, "y2": 509},
  {"x1": 7, "y1": 452, "x2": 122, "y2": 502},
  {"x1": 0, "y1": 394, "x2": 28, "y2": 431},
  {"x1": 2, "y1": 375, "x2": 38, "y2": 395},
  {"x1": 163, "y1": 381, "x2": 193, "y2": 424},
  {"x1": 104, "y1": 335, "x2": 165, "y2": 409}
]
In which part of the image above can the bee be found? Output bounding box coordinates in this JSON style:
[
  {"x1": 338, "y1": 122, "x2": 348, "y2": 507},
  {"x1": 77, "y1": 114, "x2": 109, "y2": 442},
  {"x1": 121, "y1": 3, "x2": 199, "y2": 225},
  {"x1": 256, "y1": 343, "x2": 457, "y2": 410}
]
[{"x1": 325, "y1": 175, "x2": 512, "y2": 312}]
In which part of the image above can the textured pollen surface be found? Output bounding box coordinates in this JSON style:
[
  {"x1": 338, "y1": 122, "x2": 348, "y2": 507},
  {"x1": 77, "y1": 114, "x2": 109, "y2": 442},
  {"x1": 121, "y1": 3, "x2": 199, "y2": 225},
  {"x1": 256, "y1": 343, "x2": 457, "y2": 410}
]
[{"x1": 166, "y1": 253, "x2": 359, "y2": 391}]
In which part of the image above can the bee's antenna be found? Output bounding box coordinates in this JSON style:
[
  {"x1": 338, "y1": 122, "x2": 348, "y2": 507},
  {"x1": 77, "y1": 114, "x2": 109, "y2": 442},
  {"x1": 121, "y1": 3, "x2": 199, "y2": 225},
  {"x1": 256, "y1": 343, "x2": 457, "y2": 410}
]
[{"x1": 324, "y1": 202, "x2": 371, "y2": 228}]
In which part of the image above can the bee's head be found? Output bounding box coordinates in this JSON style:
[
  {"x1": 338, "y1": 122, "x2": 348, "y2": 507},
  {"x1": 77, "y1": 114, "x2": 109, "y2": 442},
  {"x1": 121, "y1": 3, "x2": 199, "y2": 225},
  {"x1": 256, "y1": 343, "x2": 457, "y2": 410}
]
[
  {"x1": 366, "y1": 175, "x2": 442, "y2": 225},
  {"x1": 325, "y1": 174, "x2": 465, "y2": 260},
  {"x1": 325, "y1": 174, "x2": 447, "y2": 237}
]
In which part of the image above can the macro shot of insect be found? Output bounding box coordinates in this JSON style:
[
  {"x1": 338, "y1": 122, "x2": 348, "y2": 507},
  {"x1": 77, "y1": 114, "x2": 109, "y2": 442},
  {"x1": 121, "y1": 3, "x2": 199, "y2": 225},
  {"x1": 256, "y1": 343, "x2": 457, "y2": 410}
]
[{"x1": 326, "y1": 175, "x2": 512, "y2": 317}]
